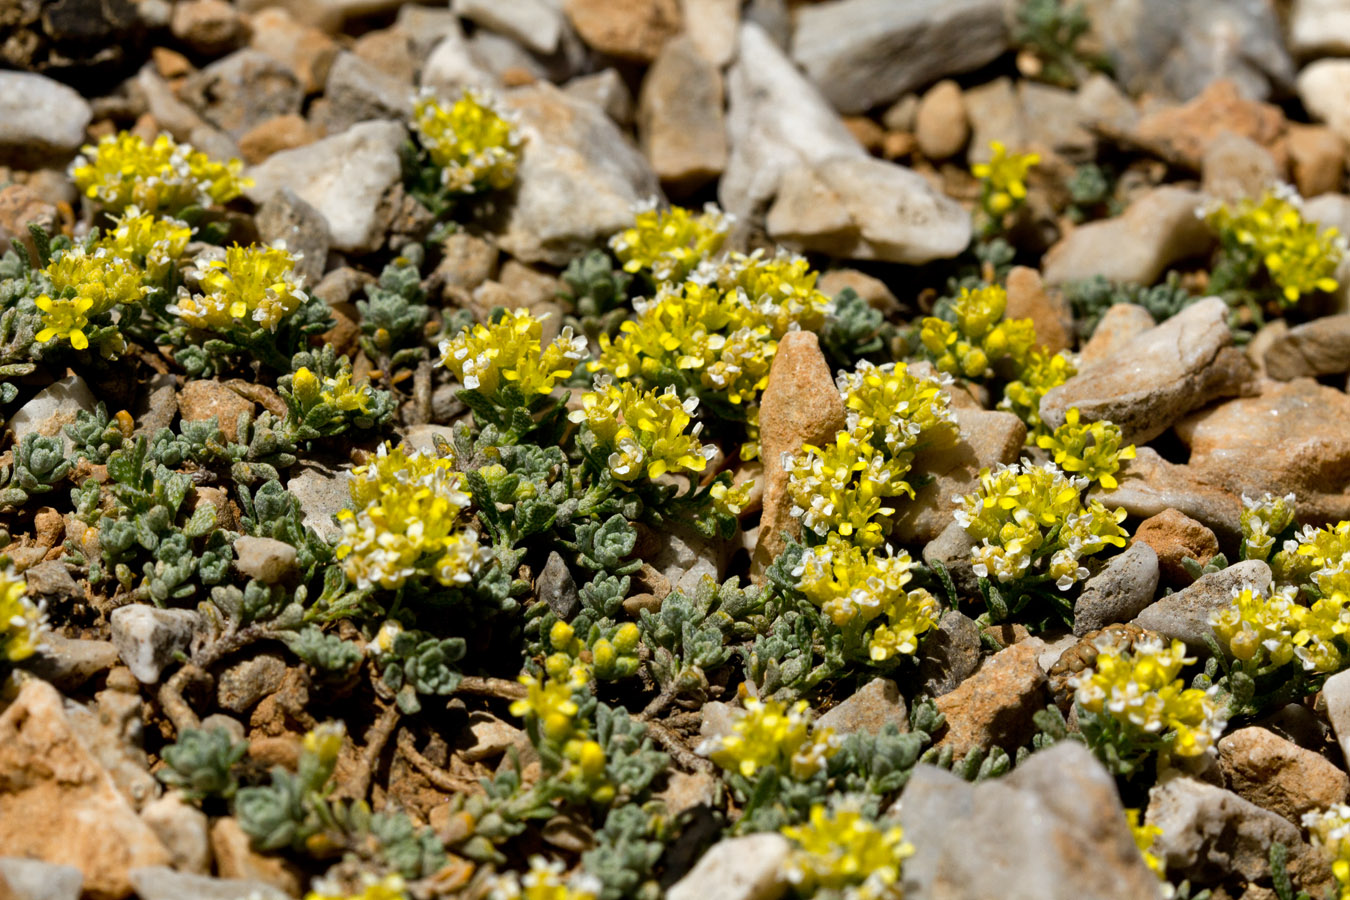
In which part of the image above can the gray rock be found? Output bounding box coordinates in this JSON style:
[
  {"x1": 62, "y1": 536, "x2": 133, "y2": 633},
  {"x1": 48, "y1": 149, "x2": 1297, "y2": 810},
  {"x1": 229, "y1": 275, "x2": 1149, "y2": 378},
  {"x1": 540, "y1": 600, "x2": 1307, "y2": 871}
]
[
  {"x1": 8, "y1": 375, "x2": 97, "y2": 454},
  {"x1": 918, "y1": 609, "x2": 982, "y2": 697},
  {"x1": 817, "y1": 678, "x2": 907, "y2": 735},
  {"x1": 110, "y1": 605, "x2": 203, "y2": 684},
  {"x1": 963, "y1": 77, "x2": 1025, "y2": 166},
  {"x1": 233, "y1": 535, "x2": 299, "y2": 585},
  {"x1": 1039, "y1": 297, "x2": 1251, "y2": 445},
  {"x1": 721, "y1": 23, "x2": 864, "y2": 226},
  {"x1": 637, "y1": 35, "x2": 727, "y2": 194},
  {"x1": 1146, "y1": 776, "x2": 1324, "y2": 888},
  {"x1": 1083, "y1": 0, "x2": 1293, "y2": 101},
  {"x1": 318, "y1": 51, "x2": 413, "y2": 134},
  {"x1": 1291, "y1": 0, "x2": 1350, "y2": 57},
  {"x1": 401, "y1": 423, "x2": 457, "y2": 455},
  {"x1": 538, "y1": 551, "x2": 579, "y2": 619},
  {"x1": 1018, "y1": 81, "x2": 1098, "y2": 162},
  {"x1": 1200, "y1": 132, "x2": 1280, "y2": 204},
  {"x1": 896, "y1": 743, "x2": 1163, "y2": 899},
  {"x1": 1095, "y1": 447, "x2": 1243, "y2": 543},
  {"x1": 26, "y1": 633, "x2": 120, "y2": 690},
  {"x1": 1042, "y1": 187, "x2": 1214, "y2": 289},
  {"x1": 765, "y1": 155, "x2": 970, "y2": 265},
  {"x1": 666, "y1": 833, "x2": 792, "y2": 900},
  {"x1": 1321, "y1": 667, "x2": 1350, "y2": 771},
  {"x1": 493, "y1": 83, "x2": 661, "y2": 267},
  {"x1": 420, "y1": 19, "x2": 499, "y2": 95},
  {"x1": 1301, "y1": 60, "x2": 1350, "y2": 145},
  {"x1": 64, "y1": 687, "x2": 160, "y2": 811},
  {"x1": 140, "y1": 794, "x2": 211, "y2": 874},
  {"x1": 1080, "y1": 304, "x2": 1156, "y2": 366},
  {"x1": 0, "y1": 858, "x2": 83, "y2": 900},
  {"x1": 217, "y1": 653, "x2": 288, "y2": 713},
  {"x1": 1073, "y1": 543, "x2": 1160, "y2": 636},
  {"x1": 0, "y1": 72, "x2": 92, "y2": 167},
  {"x1": 133, "y1": 372, "x2": 179, "y2": 438},
  {"x1": 394, "y1": 4, "x2": 467, "y2": 61},
  {"x1": 199, "y1": 713, "x2": 247, "y2": 743},
  {"x1": 651, "y1": 527, "x2": 726, "y2": 596},
  {"x1": 255, "y1": 188, "x2": 330, "y2": 287},
  {"x1": 181, "y1": 49, "x2": 304, "y2": 139},
  {"x1": 790, "y1": 0, "x2": 1008, "y2": 116},
  {"x1": 563, "y1": 69, "x2": 634, "y2": 126},
  {"x1": 469, "y1": 30, "x2": 550, "y2": 82},
  {"x1": 1261, "y1": 313, "x2": 1350, "y2": 381},
  {"x1": 246, "y1": 120, "x2": 405, "y2": 254},
  {"x1": 699, "y1": 701, "x2": 739, "y2": 745},
  {"x1": 1131, "y1": 559, "x2": 1272, "y2": 649},
  {"x1": 286, "y1": 462, "x2": 350, "y2": 542},
  {"x1": 922, "y1": 521, "x2": 979, "y2": 595},
  {"x1": 135, "y1": 66, "x2": 206, "y2": 142},
  {"x1": 462, "y1": 711, "x2": 525, "y2": 762},
  {"x1": 129, "y1": 867, "x2": 288, "y2": 900},
  {"x1": 455, "y1": 0, "x2": 562, "y2": 55},
  {"x1": 21, "y1": 560, "x2": 80, "y2": 602}
]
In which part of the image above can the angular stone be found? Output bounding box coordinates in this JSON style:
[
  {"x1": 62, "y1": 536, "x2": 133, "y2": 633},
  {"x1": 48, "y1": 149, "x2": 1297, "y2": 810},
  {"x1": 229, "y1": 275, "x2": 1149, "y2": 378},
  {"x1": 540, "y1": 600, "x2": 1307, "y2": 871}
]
[
  {"x1": 1039, "y1": 297, "x2": 1251, "y2": 445},
  {"x1": 1131, "y1": 559, "x2": 1272, "y2": 650},
  {"x1": 1218, "y1": 726, "x2": 1349, "y2": 823},
  {"x1": 255, "y1": 188, "x2": 329, "y2": 286},
  {"x1": 918, "y1": 609, "x2": 982, "y2": 697},
  {"x1": 1041, "y1": 187, "x2": 1215, "y2": 288},
  {"x1": 1286, "y1": 123, "x2": 1345, "y2": 199},
  {"x1": 0, "y1": 858, "x2": 83, "y2": 900},
  {"x1": 209, "y1": 818, "x2": 302, "y2": 897},
  {"x1": 129, "y1": 868, "x2": 288, "y2": 900},
  {"x1": 1200, "y1": 132, "x2": 1280, "y2": 204},
  {"x1": 1073, "y1": 542, "x2": 1160, "y2": 636},
  {"x1": 1004, "y1": 266, "x2": 1072, "y2": 355},
  {"x1": 935, "y1": 641, "x2": 1047, "y2": 759},
  {"x1": 110, "y1": 606, "x2": 202, "y2": 684},
  {"x1": 896, "y1": 743, "x2": 1161, "y2": 899},
  {"x1": 1080, "y1": 304, "x2": 1156, "y2": 366},
  {"x1": 246, "y1": 121, "x2": 405, "y2": 254},
  {"x1": 1146, "y1": 777, "x2": 1326, "y2": 890},
  {"x1": 217, "y1": 653, "x2": 288, "y2": 713},
  {"x1": 751, "y1": 332, "x2": 846, "y2": 578},
  {"x1": 0, "y1": 73, "x2": 92, "y2": 167},
  {"x1": 140, "y1": 793, "x2": 211, "y2": 874},
  {"x1": 562, "y1": 69, "x2": 634, "y2": 126},
  {"x1": 233, "y1": 536, "x2": 299, "y2": 585},
  {"x1": 790, "y1": 0, "x2": 1007, "y2": 116},
  {"x1": 666, "y1": 833, "x2": 792, "y2": 900},
  {"x1": 181, "y1": 49, "x2": 304, "y2": 139},
  {"x1": 0, "y1": 681, "x2": 170, "y2": 900},
  {"x1": 8, "y1": 375, "x2": 97, "y2": 454},
  {"x1": 1019, "y1": 81, "x2": 1098, "y2": 162},
  {"x1": 1300, "y1": 59, "x2": 1350, "y2": 145},
  {"x1": 286, "y1": 463, "x2": 349, "y2": 542},
  {"x1": 817, "y1": 679, "x2": 908, "y2": 735},
  {"x1": 177, "y1": 379, "x2": 255, "y2": 442},
  {"x1": 26, "y1": 633, "x2": 120, "y2": 691},
  {"x1": 637, "y1": 35, "x2": 727, "y2": 194},
  {"x1": 538, "y1": 551, "x2": 579, "y2": 619},
  {"x1": 563, "y1": 0, "x2": 681, "y2": 61},
  {"x1": 1176, "y1": 378, "x2": 1350, "y2": 523},
  {"x1": 171, "y1": 0, "x2": 245, "y2": 55},
  {"x1": 491, "y1": 84, "x2": 660, "y2": 267},
  {"x1": 1322, "y1": 668, "x2": 1350, "y2": 770},
  {"x1": 455, "y1": 0, "x2": 561, "y2": 55},
  {"x1": 681, "y1": 0, "x2": 738, "y2": 66},
  {"x1": 1261, "y1": 314, "x2": 1350, "y2": 380},
  {"x1": 1132, "y1": 509, "x2": 1220, "y2": 586},
  {"x1": 765, "y1": 155, "x2": 970, "y2": 265},
  {"x1": 1291, "y1": 0, "x2": 1350, "y2": 57},
  {"x1": 1096, "y1": 448, "x2": 1244, "y2": 543},
  {"x1": 247, "y1": 8, "x2": 338, "y2": 94},
  {"x1": 319, "y1": 51, "x2": 412, "y2": 133},
  {"x1": 721, "y1": 23, "x2": 865, "y2": 226},
  {"x1": 419, "y1": 20, "x2": 499, "y2": 96}
]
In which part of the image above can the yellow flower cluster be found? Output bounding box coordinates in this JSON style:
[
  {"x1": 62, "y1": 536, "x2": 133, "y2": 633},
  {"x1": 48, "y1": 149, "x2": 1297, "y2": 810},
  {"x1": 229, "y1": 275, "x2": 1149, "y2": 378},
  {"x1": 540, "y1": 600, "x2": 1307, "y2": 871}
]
[
  {"x1": 698, "y1": 697, "x2": 839, "y2": 779},
  {"x1": 1125, "y1": 809, "x2": 1167, "y2": 883},
  {"x1": 710, "y1": 479, "x2": 753, "y2": 519},
  {"x1": 1205, "y1": 184, "x2": 1345, "y2": 305},
  {"x1": 412, "y1": 88, "x2": 523, "y2": 194},
  {"x1": 793, "y1": 533, "x2": 940, "y2": 661},
  {"x1": 785, "y1": 362, "x2": 956, "y2": 550},
  {"x1": 1211, "y1": 585, "x2": 1308, "y2": 669},
  {"x1": 998, "y1": 348, "x2": 1078, "y2": 437},
  {"x1": 1240, "y1": 492, "x2": 1297, "y2": 562},
  {"x1": 34, "y1": 246, "x2": 147, "y2": 349},
  {"x1": 973, "y1": 141, "x2": 1040, "y2": 216},
  {"x1": 293, "y1": 366, "x2": 378, "y2": 416},
  {"x1": 100, "y1": 206, "x2": 192, "y2": 281},
  {"x1": 1275, "y1": 520, "x2": 1350, "y2": 586},
  {"x1": 335, "y1": 442, "x2": 488, "y2": 591},
  {"x1": 1303, "y1": 805, "x2": 1350, "y2": 900},
  {"x1": 955, "y1": 462, "x2": 1128, "y2": 590},
  {"x1": 704, "y1": 250, "x2": 832, "y2": 338},
  {"x1": 782, "y1": 805, "x2": 912, "y2": 900},
  {"x1": 71, "y1": 131, "x2": 247, "y2": 214},
  {"x1": 171, "y1": 243, "x2": 308, "y2": 332},
  {"x1": 1035, "y1": 408, "x2": 1136, "y2": 489},
  {"x1": 568, "y1": 377, "x2": 715, "y2": 482},
  {"x1": 305, "y1": 874, "x2": 407, "y2": 900},
  {"x1": 1, "y1": 567, "x2": 44, "y2": 665},
  {"x1": 439, "y1": 308, "x2": 586, "y2": 399},
  {"x1": 302, "y1": 720, "x2": 345, "y2": 770},
  {"x1": 491, "y1": 857, "x2": 601, "y2": 900},
  {"x1": 919, "y1": 284, "x2": 1036, "y2": 379},
  {"x1": 510, "y1": 651, "x2": 613, "y2": 802},
  {"x1": 1073, "y1": 636, "x2": 1225, "y2": 757},
  {"x1": 609, "y1": 201, "x2": 732, "y2": 285}
]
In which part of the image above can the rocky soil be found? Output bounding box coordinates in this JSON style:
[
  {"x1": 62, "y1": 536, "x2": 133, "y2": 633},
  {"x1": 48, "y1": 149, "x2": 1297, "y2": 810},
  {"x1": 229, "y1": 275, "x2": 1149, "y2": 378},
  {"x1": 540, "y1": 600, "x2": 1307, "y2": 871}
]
[{"x1": 7, "y1": 1, "x2": 1350, "y2": 899}]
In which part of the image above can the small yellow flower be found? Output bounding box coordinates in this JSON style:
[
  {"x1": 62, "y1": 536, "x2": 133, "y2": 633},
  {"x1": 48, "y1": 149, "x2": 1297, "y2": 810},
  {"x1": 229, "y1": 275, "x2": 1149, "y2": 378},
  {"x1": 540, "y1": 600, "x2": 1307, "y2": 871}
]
[
  {"x1": 491, "y1": 857, "x2": 601, "y2": 900},
  {"x1": 568, "y1": 377, "x2": 715, "y2": 483},
  {"x1": 302, "y1": 721, "x2": 345, "y2": 769},
  {"x1": 172, "y1": 243, "x2": 307, "y2": 332},
  {"x1": 782, "y1": 804, "x2": 911, "y2": 900},
  {"x1": 1239, "y1": 492, "x2": 1297, "y2": 562},
  {"x1": 439, "y1": 308, "x2": 586, "y2": 398},
  {"x1": 919, "y1": 284, "x2": 1036, "y2": 379},
  {"x1": 1304, "y1": 805, "x2": 1350, "y2": 900},
  {"x1": 1, "y1": 567, "x2": 45, "y2": 664},
  {"x1": 305, "y1": 874, "x2": 408, "y2": 900},
  {"x1": 973, "y1": 141, "x2": 1039, "y2": 217},
  {"x1": 1000, "y1": 349, "x2": 1078, "y2": 436},
  {"x1": 33, "y1": 293, "x2": 95, "y2": 349},
  {"x1": 1125, "y1": 809, "x2": 1167, "y2": 882},
  {"x1": 610, "y1": 201, "x2": 732, "y2": 284},
  {"x1": 697, "y1": 697, "x2": 838, "y2": 779},
  {"x1": 99, "y1": 206, "x2": 191, "y2": 280},
  {"x1": 71, "y1": 131, "x2": 247, "y2": 214},
  {"x1": 1035, "y1": 408, "x2": 1136, "y2": 488},
  {"x1": 412, "y1": 88, "x2": 523, "y2": 194}
]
